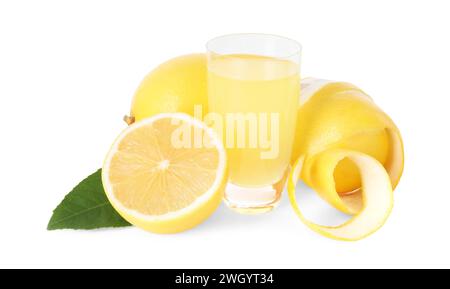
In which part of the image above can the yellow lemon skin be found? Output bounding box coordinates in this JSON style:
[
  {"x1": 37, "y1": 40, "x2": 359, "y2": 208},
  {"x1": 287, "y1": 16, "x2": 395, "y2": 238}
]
[
  {"x1": 332, "y1": 130, "x2": 390, "y2": 193},
  {"x1": 292, "y1": 81, "x2": 404, "y2": 194},
  {"x1": 288, "y1": 150, "x2": 394, "y2": 241},
  {"x1": 130, "y1": 54, "x2": 207, "y2": 122}
]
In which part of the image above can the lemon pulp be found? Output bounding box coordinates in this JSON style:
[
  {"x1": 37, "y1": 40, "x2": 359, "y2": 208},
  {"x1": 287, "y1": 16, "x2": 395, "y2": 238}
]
[{"x1": 103, "y1": 113, "x2": 227, "y2": 233}]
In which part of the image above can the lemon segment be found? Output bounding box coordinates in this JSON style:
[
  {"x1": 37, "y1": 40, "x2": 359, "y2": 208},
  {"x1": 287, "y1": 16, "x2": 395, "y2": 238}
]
[
  {"x1": 102, "y1": 113, "x2": 227, "y2": 234},
  {"x1": 288, "y1": 150, "x2": 393, "y2": 241}
]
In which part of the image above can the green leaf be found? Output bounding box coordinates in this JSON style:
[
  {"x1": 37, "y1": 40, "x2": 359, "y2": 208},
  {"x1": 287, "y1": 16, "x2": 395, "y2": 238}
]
[{"x1": 47, "y1": 169, "x2": 131, "y2": 230}]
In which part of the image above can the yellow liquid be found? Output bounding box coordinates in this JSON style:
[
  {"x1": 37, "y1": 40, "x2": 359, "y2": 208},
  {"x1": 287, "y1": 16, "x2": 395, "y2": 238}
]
[{"x1": 208, "y1": 54, "x2": 300, "y2": 187}]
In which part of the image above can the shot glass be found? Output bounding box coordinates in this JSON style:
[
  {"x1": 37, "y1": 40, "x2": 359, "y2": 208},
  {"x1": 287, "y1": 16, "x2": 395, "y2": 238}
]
[{"x1": 206, "y1": 34, "x2": 301, "y2": 213}]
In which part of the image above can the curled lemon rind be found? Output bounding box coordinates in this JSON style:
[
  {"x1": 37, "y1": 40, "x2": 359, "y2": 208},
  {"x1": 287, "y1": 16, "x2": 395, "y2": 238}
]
[{"x1": 288, "y1": 149, "x2": 394, "y2": 241}]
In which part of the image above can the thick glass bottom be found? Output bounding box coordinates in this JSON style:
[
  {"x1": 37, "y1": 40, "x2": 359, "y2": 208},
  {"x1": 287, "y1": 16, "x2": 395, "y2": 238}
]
[{"x1": 223, "y1": 167, "x2": 289, "y2": 214}]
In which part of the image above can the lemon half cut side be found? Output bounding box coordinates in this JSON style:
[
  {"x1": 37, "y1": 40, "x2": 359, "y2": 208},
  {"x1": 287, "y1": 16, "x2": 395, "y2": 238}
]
[{"x1": 102, "y1": 113, "x2": 227, "y2": 234}]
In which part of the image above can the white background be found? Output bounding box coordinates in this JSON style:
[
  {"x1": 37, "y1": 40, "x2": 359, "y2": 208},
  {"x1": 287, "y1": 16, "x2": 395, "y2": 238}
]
[{"x1": 1, "y1": 0, "x2": 449, "y2": 269}]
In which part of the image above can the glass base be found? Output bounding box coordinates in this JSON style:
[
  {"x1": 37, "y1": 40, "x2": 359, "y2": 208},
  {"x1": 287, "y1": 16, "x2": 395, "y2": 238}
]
[{"x1": 223, "y1": 168, "x2": 289, "y2": 214}]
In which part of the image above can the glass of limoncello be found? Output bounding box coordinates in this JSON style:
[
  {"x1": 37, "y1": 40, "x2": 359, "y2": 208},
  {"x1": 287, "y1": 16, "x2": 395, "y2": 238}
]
[{"x1": 206, "y1": 34, "x2": 301, "y2": 213}]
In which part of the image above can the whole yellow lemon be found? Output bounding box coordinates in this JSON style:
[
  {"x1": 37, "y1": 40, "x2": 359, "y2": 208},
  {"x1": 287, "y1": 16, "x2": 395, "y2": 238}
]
[{"x1": 126, "y1": 54, "x2": 207, "y2": 124}]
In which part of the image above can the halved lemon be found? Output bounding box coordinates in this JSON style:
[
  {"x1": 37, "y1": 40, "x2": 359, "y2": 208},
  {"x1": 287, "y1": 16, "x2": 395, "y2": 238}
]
[{"x1": 102, "y1": 113, "x2": 227, "y2": 234}]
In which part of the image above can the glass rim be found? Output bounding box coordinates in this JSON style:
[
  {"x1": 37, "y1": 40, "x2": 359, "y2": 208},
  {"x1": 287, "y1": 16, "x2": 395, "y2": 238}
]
[{"x1": 206, "y1": 33, "x2": 302, "y2": 58}]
